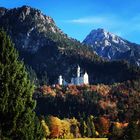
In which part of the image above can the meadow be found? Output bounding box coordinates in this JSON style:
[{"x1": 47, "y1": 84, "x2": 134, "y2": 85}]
[{"x1": 51, "y1": 138, "x2": 108, "y2": 140}]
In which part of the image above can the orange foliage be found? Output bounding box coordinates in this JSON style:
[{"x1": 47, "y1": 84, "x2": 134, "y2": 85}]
[
  {"x1": 41, "y1": 85, "x2": 56, "y2": 96},
  {"x1": 90, "y1": 84, "x2": 111, "y2": 96},
  {"x1": 97, "y1": 116, "x2": 110, "y2": 135},
  {"x1": 66, "y1": 85, "x2": 80, "y2": 95},
  {"x1": 99, "y1": 100, "x2": 116, "y2": 110},
  {"x1": 47, "y1": 116, "x2": 74, "y2": 139},
  {"x1": 55, "y1": 84, "x2": 62, "y2": 90},
  {"x1": 39, "y1": 83, "x2": 112, "y2": 97},
  {"x1": 48, "y1": 116, "x2": 63, "y2": 138},
  {"x1": 114, "y1": 122, "x2": 128, "y2": 129}
]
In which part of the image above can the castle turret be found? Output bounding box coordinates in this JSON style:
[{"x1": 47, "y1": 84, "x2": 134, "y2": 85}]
[
  {"x1": 58, "y1": 65, "x2": 89, "y2": 86},
  {"x1": 58, "y1": 75, "x2": 63, "y2": 85},
  {"x1": 83, "y1": 72, "x2": 89, "y2": 84},
  {"x1": 77, "y1": 65, "x2": 80, "y2": 77}
]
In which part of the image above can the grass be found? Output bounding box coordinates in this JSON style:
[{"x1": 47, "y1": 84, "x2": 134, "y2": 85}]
[{"x1": 49, "y1": 138, "x2": 108, "y2": 140}]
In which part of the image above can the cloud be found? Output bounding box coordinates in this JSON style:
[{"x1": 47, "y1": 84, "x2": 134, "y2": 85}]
[
  {"x1": 65, "y1": 14, "x2": 140, "y2": 33},
  {"x1": 68, "y1": 17, "x2": 105, "y2": 24},
  {"x1": 65, "y1": 15, "x2": 119, "y2": 25},
  {"x1": 61, "y1": 14, "x2": 140, "y2": 43}
]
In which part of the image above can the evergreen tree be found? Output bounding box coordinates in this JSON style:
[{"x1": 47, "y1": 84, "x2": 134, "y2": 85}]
[
  {"x1": 0, "y1": 29, "x2": 44, "y2": 139},
  {"x1": 80, "y1": 118, "x2": 87, "y2": 137},
  {"x1": 40, "y1": 71, "x2": 48, "y2": 85},
  {"x1": 89, "y1": 115, "x2": 96, "y2": 137},
  {"x1": 87, "y1": 115, "x2": 96, "y2": 138},
  {"x1": 26, "y1": 65, "x2": 39, "y2": 86}
]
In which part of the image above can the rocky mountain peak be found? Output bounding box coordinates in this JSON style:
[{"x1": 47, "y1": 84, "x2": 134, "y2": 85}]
[
  {"x1": 83, "y1": 28, "x2": 127, "y2": 47},
  {"x1": 83, "y1": 28, "x2": 140, "y2": 66},
  {"x1": 7, "y1": 5, "x2": 56, "y2": 26},
  {"x1": 0, "y1": 5, "x2": 62, "y2": 32},
  {"x1": 0, "y1": 7, "x2": 7, "y2": 17},
  {"x1": 19, "y1": 5, "x2": 32, "y2": 16},
  {"x1": 0, "y1": 5, "x2": 64, "y2": 52}
]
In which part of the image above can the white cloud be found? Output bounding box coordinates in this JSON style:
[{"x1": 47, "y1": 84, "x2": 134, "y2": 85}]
[
  {"x1": 68, "y1": 15, "x2": 140, "y2": 32},
  {"x1": 68, "y1": 17, "x2": 105, "y2": 24},
  {"x1": 62, "y1": 14, "x2": 140, "y2": 42}
]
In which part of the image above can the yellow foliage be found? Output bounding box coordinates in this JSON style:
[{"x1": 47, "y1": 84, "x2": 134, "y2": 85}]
[
  {"x1": 114, "y1": 122, "x2": 128, "y2": 129},
  {"x1": 41, "y1": 85, "x2": 56, "y2": 96},
  {"x1": 61, "y1": 120, "x2": 73, "y2": 139},
  {"x1": 95, "y1": 131, "x2": 99, "y2": 136},
  {"x1": 48, "y1": 116, "x2": 63, "y2": 138},
  {"x1": 41, "y1": 120, "x2": 50, "y2": 137}
]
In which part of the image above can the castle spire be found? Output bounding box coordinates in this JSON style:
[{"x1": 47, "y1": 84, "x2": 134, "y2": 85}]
[
  {"x1": 83, "y1": 71, "x2": 89, "y2": 84},
  {"x1": 58, "y1": 75, "x2": 63, "y2": 85},
  {"x1": 77, "y1": 65, "x2": 80, "y2": 77}
]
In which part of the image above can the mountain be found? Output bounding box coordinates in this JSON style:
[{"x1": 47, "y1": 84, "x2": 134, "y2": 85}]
[
  {"x1": 0, "y1": 6, "x2": 65, "y2": 53},
  {"x1": 83, "y1": 28, "x2": 140, "y2": 66},
  {"x1": 0, "y1": 6, "x2": 139, "y2": 84}
]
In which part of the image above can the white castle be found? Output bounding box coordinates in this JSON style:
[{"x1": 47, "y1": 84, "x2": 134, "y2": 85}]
[{"x1": 58, "y1": 65, "x2": 89, "y2": 86}]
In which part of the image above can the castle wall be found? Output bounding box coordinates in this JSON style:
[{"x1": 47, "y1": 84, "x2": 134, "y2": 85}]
[{"x1": 58, "y1": 66, "x2": 89, "y2": 86}]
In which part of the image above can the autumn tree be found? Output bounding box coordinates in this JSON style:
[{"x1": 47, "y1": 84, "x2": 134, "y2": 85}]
[
  {"x1": 46, "y1": 116, "x2": 75, "y2": 139},
  {"x1": 122, "y1": 121, "x2": 140, "y2": 140},
  {"x1": 0, "y1": 29, "x2": 44, "y2": 139},
  {"x1": 110, "y1": 122, "x2": 126, "y2": 138},
  {"x1": 61, "y1": 119, "x2": 72, "y2": 139},
  {"x1": 47, "y1": 116, "x2": 63, "y2": 138},
  {"x1": 96, "y1": 116, "x2": 110, "y2": 137},
  {"x1": 68, "y1": 117, "x2": 81, "y2": 138},
  {"x1": 41, "y1": 119, "x2": 50, "y2": 138}
]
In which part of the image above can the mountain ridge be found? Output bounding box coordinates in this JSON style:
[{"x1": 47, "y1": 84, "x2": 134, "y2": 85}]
[
  {"x1": 0, "y1": 6, "x2": 139, "y2": 84},
  {"x1": 83, "y1": 28, "x2": 140, "y2": 66},
  {"x1": 0, "y1": 5, "x2": 66, "y2": 52}
]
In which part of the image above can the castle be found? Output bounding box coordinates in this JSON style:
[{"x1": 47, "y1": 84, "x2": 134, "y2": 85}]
[{"x1": 58, "y1": 65, "x2": 89, "y2": 86}]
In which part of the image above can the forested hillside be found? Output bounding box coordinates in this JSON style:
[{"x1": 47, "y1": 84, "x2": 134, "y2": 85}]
[
  {"x1": 0, "y1": 6, "x2": 139, "y2": 85},
  {"x1": 34, "y1": 80, "x2": 140, "y2": 139}
]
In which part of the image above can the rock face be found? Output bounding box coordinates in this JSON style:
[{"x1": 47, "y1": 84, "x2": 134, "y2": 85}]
[
  {"x1": 83, "y1": 28, "x2": 140, "y2": 66},
  {"x1": 0, "y1": 7, "x2": 7, "y2": 17},
  {"x1": 0, "y1": 6, "x2": 139, "y2": 84},
  {"x1": 0, "y1": 5, "x2": 64, "y2": 53}
]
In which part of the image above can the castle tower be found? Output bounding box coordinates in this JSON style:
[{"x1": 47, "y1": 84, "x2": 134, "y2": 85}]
[
  {"x1": 83, "y1": 72, "x2": 89, "y2": 84},
  {"x1": 58, "y1": 75, "x2": 63, "y2": 85},
  {"x1": 77, "y1": 65, "x2": 80, "y2": 77},
  {"x1": 75, "y1": 65, "x2": 80, "y2": 85}
]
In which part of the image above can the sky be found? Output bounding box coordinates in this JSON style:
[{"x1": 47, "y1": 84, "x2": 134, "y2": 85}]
[{"x1": 0, "y1": 0, "x2": 140, "y2": 43}]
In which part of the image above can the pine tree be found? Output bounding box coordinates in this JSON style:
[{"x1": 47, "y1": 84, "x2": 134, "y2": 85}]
[
  {"x1": 26, "y1": 65, "x2": 39, "y2": 86},
  {"x1": 80, "y1": 118, "x2": 87, "y2": 137},
  {"x1": 87, "y1": 115, "x2": 96, "y2": 138},
  {"x1": 89, "y1": 115, "x2": 96, "y2": 137},
  {"x1": 0, "y1": 29, "x2": 44, "y2": 139}
]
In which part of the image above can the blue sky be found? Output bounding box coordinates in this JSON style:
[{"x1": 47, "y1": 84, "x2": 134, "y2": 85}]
[{"x1": 0, "y1": 0, "x2": 140, "y2": 43}]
